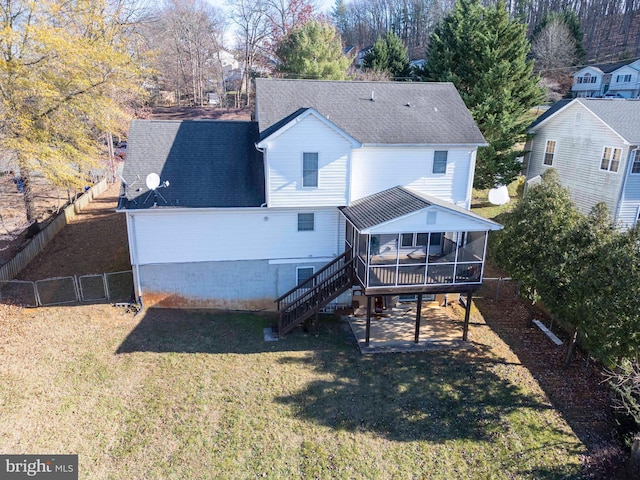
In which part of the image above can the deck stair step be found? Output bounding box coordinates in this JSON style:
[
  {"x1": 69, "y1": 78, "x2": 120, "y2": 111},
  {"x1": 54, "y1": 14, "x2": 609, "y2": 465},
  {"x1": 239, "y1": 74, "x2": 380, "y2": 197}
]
[{"x1": 274, "y1": 250, "x2": 354, "y2": 337}]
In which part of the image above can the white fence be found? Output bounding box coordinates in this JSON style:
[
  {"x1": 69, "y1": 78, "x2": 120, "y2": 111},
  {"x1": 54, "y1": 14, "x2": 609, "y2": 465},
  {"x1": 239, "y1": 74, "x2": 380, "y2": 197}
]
[{"x1": 0, "y1": 270, "x2": 134, "y2": 307}]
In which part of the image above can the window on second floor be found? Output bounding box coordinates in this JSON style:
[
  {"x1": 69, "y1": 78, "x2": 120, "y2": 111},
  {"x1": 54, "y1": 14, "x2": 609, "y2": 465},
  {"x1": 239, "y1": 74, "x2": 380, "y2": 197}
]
[
  {"x1": 544, "y1": 140, "x2": 556, "y2": 166},
  {"x1": 616, "y1": 74, "x2": 632, "y2": 83},
  {"x1": 433, "y1": 151, "x2": 448, "y2": 174},
  {"x1": 577, "y1": 73, "x2": 597, "y2": 84},
  {"x1": 600, "y1": 147, "x2": 622, "y2": 172},
  {"x1": 297, "y1": 213, "x2": 315, "y2": 231},
  {"x1": 631, "y1": 150, "x2": 640, "y2": 174},
  {"x1": 302, "y1": 152, "x2": 318, "y2": 187}
]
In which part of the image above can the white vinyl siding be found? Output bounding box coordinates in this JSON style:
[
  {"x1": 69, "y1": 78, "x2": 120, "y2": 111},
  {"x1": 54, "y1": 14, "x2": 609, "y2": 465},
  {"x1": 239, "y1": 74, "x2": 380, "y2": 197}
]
[
  {"x1": 129, "y1": 207, "x2": 342, "y2": 265},
  {"x1": 350, "y1": 146, "x2": 472, "y2": 205},
  {"x1": 527, "y1": 101, "x2": 627, "y2": 217},
  {"x1": 265, "y1": 114, "x2": 351, "y2": 207}
]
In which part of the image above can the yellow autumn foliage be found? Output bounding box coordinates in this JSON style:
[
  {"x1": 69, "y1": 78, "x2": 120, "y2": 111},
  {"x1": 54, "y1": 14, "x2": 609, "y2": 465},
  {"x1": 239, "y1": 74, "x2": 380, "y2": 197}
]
[{"x1": 0, "y1": 0, "x2": 148, "y2": 217}]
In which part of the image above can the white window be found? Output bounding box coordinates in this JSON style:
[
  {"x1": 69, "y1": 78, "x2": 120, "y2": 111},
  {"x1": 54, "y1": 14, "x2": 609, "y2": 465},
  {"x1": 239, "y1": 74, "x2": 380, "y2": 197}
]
[
  {"x1": 616, "y1": 74, "x2": 632, "y2": 83},
  {"x1": 544, "y1": 140, "x2": 556, "y2": 166},
  {"x1": 631, "y1": 150, "x2": 640, "y2": 174},
  {"x1": 433, "y1": 151, "x2": 448, "y2": 174},
  {"x1": 302, "y1": 152, "x2": 318, "y2": 187},
  {"x1": 600, "y1": 147, "x2": 622, "y2": 172},
  {"x1": 297, "y1": 213, "x2": 314, "y2": 231},
  {"x1": 297, "y1": 267, "x2": 315, "y2": 286}
]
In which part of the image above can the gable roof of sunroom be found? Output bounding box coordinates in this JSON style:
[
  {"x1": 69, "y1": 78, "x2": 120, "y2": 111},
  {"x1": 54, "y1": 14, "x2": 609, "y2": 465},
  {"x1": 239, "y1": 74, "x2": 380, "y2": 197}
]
[
  {"x1": 254, "y1": 79, "x2": 487, "y2": 146},
  {"x1": 339, "y1": 186, "x2": 502, "y2": 234}
]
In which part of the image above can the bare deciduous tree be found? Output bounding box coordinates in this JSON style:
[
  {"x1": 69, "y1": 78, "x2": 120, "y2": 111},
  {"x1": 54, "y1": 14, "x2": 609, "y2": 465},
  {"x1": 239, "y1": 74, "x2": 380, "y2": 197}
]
[{"x1": 146, "y1": 0, "x2": 226, "y2": 107}]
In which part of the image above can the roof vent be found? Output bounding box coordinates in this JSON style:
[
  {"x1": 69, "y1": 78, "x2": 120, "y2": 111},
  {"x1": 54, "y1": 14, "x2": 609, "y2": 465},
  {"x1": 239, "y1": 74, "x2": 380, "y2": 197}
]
[
  {"x1": 370, "y1": 91, "x2": 375, "y2": 101},
  {"x1": 406, "y1": 102, "x2": 411, "y2": 107}
]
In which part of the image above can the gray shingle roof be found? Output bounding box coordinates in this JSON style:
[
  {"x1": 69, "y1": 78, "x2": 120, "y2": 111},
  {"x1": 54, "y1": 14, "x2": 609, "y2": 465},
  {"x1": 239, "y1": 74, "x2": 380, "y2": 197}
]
[
  {"x1": 339, "y1": 186, "x2": 501, "y2": 230},
  {"x1": 255, "y1": 79, "x2": 486, "y2": 145},
  {"x1": 119, "y1": 120, "x2": 264, "y2": 209},
  {"x1": 529, "y1": 99, "x2": 640, "y2": 144},
  {"x1": 579, "y1": 99, "x2": 640, "y2": 144}
]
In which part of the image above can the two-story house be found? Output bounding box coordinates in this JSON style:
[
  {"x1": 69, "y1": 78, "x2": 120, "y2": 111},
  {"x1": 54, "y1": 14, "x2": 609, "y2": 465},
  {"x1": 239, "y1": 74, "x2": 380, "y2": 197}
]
[
  {"x1": 118, "y1": 79, "x2": 501, "y2": 336},
  {"x1": 607, "y1": 59, "x2": 640, "y2": 98},
  {"x1": 525, "y1": 98, "x2": 640, "y2": 228},
  {"x1": 572, "y1": 59, "x2": 640, "y2": 98}
]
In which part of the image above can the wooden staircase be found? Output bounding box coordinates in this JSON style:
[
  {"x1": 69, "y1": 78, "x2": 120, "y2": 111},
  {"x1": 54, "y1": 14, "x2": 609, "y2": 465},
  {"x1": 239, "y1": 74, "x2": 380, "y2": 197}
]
[{"x1": 274, "y1": 250, "x2": 354, "y2": 337}]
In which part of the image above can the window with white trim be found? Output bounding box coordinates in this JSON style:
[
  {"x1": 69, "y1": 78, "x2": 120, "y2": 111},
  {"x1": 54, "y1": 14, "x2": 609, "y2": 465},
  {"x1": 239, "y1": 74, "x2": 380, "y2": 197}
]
[
  {"x1": 297, "y1": 267, "x2": 315, "y2": 286},
  {"x1": 297, "y1": 213, "x2": 315, "y2": 231},
  {"x1": 544, "y1": 140, "x2": 556, "y2": 166},
  {"x1": 600, "y1": 147, "x2": 622, "y2": 172},
  {"x1": 616, "y1": 74, "x2": 632, "y2": 83},
  {"x1": 302, "y1": 152, "x2": 318, "y2": 187},
  {"x1": 433, "y1": 151, "x2": 448, "y2": 174},
  {"x1": 631, "y1": 150, "x2": 640, "y2": 174}
]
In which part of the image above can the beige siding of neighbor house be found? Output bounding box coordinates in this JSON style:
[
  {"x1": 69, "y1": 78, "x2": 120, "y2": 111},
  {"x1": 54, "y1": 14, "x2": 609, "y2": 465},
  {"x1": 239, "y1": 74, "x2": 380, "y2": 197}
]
[
  {"x1": 264, "y1": 114, "x2": 352, "y2": 208},
  {"x1": 350, "y1": 146, "x2": 474, "y2": 207},
  {"x1": 528, "y1": 102, "x2": 629, "y2": 217}
]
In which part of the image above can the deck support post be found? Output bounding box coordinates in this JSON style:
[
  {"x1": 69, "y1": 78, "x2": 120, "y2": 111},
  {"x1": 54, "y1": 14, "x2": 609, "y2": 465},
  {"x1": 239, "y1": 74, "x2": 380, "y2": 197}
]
[
  {"x1": 462, "y1": 291, "x2": 472, "y2": 341},
  {"x1": 365, "y1": 295, "x2": 372, "y2": 347},
  {"x1": 414, "y1": 293, "x2": 423, "y2": 343}
]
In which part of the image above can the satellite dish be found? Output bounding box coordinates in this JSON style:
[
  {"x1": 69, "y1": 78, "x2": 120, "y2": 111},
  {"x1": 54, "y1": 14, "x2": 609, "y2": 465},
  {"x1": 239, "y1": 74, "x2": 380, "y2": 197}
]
[
  {"x1": 488, "y1": 185, "x2": 510, "y2": 205},
  {"x1": 145, "y1": 172, "x2": 160, "y2": 190}
]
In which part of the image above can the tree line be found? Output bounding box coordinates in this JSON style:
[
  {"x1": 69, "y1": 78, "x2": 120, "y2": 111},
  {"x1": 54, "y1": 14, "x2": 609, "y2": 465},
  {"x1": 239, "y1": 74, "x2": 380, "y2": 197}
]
[
  {"x1": 333, "y1": 0, "x2": 640, "y2": 62},
  {"x1": 494, "y1": 169, "x2": 640, "y2": 443}
]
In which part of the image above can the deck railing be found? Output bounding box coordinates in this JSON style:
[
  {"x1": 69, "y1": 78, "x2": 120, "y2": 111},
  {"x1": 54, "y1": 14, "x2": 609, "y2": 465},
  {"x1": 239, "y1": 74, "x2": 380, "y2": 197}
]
[{"x1": 275, "y1": 250, "x2": 354, "y2": 337}]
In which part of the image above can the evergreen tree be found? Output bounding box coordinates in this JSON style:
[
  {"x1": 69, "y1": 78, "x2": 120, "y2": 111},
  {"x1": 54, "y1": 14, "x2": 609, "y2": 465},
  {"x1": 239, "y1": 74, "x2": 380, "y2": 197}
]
[
  {"x1": 417, "y1": 0, "x2": 544, "y2": 189},
  {"x1": 362, "y1": 31, "x2": 410, "y2": 80},
  {"x1": 275, "y1": 20, "x2": 350, "y2": 80},
  {"x1": 493, "y1": 169, "x2": 581, "y2": 326}
]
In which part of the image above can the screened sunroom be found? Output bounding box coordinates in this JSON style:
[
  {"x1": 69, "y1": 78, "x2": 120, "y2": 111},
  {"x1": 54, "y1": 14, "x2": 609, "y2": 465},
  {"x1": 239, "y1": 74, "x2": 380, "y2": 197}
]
[{"x1": 339, "y1": 187, "x2": 502, "y2": 296}]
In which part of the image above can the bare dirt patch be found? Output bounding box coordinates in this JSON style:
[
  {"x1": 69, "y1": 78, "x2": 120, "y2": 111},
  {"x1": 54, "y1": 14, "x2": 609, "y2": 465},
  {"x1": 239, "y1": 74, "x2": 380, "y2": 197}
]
[{"x1": 14, "y1": 183, "x2": 130, "y2": 280}]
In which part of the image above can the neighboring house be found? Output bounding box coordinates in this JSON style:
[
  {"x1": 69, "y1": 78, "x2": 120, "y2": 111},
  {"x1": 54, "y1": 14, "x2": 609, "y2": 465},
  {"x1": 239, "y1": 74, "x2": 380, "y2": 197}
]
[
  {"x1": 607, "y1": 59, "x2": 640, "y2": 98},
  {"x1": 572, "y1": 59, "x2": 640, "y2": 98},
  {"x1": 525, "y1": 98, "x2": 640, "y2": 228},
  {"x1": 119, "y1": 79, "x2": 501, "y2": 334}
]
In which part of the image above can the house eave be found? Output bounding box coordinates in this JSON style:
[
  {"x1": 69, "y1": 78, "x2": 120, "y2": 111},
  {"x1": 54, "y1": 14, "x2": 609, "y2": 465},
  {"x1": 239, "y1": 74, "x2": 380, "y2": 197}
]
[
  {"x1": 256, "y1": 108, "x2": 361, "y2": 148},
  {"x1": 360, "y1": 142, "x2": 487, "y2": 148}
]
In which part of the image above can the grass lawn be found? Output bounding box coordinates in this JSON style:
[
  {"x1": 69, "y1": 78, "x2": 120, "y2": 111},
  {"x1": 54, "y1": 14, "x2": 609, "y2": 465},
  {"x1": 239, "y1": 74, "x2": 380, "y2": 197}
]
[{"x1": 0, "y1": 303, "x2": 585, "y2": 479}]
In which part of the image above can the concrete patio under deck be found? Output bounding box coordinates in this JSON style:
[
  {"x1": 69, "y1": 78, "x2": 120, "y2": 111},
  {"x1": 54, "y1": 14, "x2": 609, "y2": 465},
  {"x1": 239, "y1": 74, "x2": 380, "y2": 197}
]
[{"x1": 347, "y1": 296, "x2": 473, "y2": 354}]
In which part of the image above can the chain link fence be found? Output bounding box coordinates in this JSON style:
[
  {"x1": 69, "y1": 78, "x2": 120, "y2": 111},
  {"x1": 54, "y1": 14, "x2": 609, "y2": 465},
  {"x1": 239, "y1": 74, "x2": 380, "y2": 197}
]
[
  {"x1": 477, "y1": 277, "x2": 519, "y2": 300},
  {"x1": 0, "y1": 270, "x2": 134, "y2": 307}
]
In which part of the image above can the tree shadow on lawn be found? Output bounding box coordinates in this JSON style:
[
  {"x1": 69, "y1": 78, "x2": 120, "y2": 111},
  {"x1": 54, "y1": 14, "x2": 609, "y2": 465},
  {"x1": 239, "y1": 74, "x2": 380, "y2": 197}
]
[
  {"x1": 274, "y1": 347, "x2": 576, "y2": 446},
  {"x1": 115, "y1": 307, "x2": 355, "y2": 355}
]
